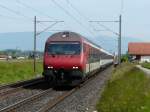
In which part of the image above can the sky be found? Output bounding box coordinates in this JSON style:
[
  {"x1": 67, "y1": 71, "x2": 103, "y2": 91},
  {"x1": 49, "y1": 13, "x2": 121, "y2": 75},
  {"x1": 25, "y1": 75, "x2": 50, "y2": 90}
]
[{"x1": 0, "y1": 0, "x2": 150, "y2": 53}]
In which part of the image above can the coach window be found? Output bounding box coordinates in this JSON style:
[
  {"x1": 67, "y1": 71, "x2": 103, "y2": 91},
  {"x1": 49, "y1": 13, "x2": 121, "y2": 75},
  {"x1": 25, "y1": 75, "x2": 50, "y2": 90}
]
[
  {"x1": 89, "y1": 48, "x2": 92, "y2": 63},
  {"x1": 91, "y1": 48, "x2": 95, "y2": 63}
]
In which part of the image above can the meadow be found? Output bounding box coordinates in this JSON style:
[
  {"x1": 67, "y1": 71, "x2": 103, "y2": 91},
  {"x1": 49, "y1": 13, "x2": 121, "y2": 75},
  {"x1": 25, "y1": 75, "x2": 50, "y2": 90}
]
[
  {"x1": 141, "y1": 62, "x2": 150, "y2": 69},
  {"x1": 96, "y1": 63, "x2": 150, "y2": 112},
  {"x1": 0, "y1": 60, "x2": 43, "y2": 84}
]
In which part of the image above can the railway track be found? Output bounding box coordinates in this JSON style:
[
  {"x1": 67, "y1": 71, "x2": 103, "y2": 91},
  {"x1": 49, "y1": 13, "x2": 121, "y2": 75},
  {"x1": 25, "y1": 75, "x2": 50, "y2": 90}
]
[
  {"x1": 0, "y1": 77, "x2": 44, "y2": 100},
  {"x1": 0, "y1": 77, "x2": 44, "y2": 92},
  {"x1": 0, "y1": 85, "x2": 74, "y2": 112},
  {"x1": 0, "y1": 66, "x2": 110, "y2": 112},
  {"x1": 38, "y1": 71, "x2": 100, "y2": 112},
  {"x1": 0, "y1": 77, "x2": 43, "y2": 90},
  {"x1": 0, "y1": 88, "x2": 53, "y2": 112}
]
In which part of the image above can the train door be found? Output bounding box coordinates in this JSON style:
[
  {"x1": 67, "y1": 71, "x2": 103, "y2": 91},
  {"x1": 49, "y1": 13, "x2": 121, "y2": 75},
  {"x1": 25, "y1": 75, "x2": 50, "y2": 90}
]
[
  {"x1": 83, "y1": 43, "x2": 89, "y2": 74},
  {"x1": 89, "y1": 47, "x2": 91, "y2": 72}
]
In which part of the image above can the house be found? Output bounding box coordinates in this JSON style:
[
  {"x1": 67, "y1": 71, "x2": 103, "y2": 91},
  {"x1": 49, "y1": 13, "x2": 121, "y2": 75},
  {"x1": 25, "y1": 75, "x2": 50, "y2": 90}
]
[
  {"x1": 128, "y1": 42, "x2": 150, "y2": 62},
  {"x1": 0, "y1": 55, "x2": 8, "y2": 60}
]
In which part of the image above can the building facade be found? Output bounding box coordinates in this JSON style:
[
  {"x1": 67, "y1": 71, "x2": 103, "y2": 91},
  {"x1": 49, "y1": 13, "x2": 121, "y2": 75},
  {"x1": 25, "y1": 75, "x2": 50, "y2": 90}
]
[{"x1": 128, "y1": 42, "x2": 150, "y2": 62}]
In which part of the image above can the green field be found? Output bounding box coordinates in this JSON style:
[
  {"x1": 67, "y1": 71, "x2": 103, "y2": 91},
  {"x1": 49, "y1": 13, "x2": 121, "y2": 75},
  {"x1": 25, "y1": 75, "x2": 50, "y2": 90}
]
[
  {"x1": 141, "y1": 62, "x2": 150, "y2": 69},
  {"x1": 96, "y1": 63, "x2": 150, "y2": 112},
  {"x1": 0, "y1": 60, "x2": 43, "y2": 84}
]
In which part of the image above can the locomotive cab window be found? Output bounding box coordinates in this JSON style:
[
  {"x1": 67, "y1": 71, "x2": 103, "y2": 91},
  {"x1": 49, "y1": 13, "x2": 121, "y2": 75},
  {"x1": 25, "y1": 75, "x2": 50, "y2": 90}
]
[{"x1": 46, "y1": 42, "x2": 81, "y2": 55}]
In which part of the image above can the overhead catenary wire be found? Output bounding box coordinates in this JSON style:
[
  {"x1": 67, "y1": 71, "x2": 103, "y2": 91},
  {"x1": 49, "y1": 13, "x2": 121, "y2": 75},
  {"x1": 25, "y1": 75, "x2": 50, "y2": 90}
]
[
  {"x1": 67, "y1": 0, "x2": 123, "y2": 37},
  {"x1": 16, "y1": 0, "x2": 57, "y2": 21},
  {"x1": 66, "y1": 0, "x2": 116, "y2": 44},
  {"x1": 50, "y1": 0, "x2": 96, "y2": 38},
  {"x1": 15, "y1": 0, "x2": 65, "y2": 36},
  {"x1": 0, "y1": 3, "x2": 32, "y2": 21},
  {"x1": 0, "y1": 13, "x2": 31, "y2": 22},
  {"x1": 66, "y1": 0, "x2": 97, "y2": 35},
  {"x1": 36, "y1": 21, "x2": 61, "y2": 36},
  {"x1": 66, "y1": 0, "x2": 87, "y2": 20},
  {"x1": 16, "y1": 0, "x2": 55, "y2": 29},
  {"x1": 97, "y1": 22, "x2": 119, "y2": 36},
  {"x1": 16, "y1": 0, "x2": 68, "y2": 35}
]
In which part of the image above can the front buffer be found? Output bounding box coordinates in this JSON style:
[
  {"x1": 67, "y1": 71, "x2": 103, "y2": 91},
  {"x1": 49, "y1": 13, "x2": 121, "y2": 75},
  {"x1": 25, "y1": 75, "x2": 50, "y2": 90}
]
[{"x1": 42, "y1": 68, "x2": 84, "y2": 86}]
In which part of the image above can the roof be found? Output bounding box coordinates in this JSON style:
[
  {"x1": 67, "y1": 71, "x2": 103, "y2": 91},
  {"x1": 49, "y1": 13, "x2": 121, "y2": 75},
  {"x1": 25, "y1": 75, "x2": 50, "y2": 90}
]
[
  {"x1": 0, "y1": 55, "x2": 7, "y2": 58},
  {"x1": 128, "y1": 42, "x2": 150, "y2": 55},
  {"x1": 47, "y1": 31, "x2": 113, "y2": 56},
  {"x1": 47, "y1": 32, "x2": 82, "y2": 43}
]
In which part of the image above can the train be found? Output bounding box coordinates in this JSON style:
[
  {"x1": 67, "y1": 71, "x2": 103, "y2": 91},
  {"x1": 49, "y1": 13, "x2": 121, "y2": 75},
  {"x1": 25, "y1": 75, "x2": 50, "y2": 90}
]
[{"x1": 42, "y1": 32, "x2": 114, "y2": 86}]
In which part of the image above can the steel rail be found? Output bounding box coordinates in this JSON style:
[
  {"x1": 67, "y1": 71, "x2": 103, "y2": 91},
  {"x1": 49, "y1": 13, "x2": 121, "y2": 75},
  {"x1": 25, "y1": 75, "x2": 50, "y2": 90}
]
[
  {"x1": 0, "y1": 65, "x2": 112, "y2": 112},
  {"x1": 0, "y1": 80, "x2": 43, "y2": 100},
  {"x1": 0, "y1": 88, "x2": 52, "y2": 112},
  {"x1": 0, "y1": 79, "x2": 44, "y2": 100},
  {"x1": 0, "y1": 77, "x2": 43, "y2": 90},
  {"x1": 37, "y1": 88, "x2": 77, "y2": 112},
  {"x1": 37, "y1": 67, "x2": 108, "y2": 112}
]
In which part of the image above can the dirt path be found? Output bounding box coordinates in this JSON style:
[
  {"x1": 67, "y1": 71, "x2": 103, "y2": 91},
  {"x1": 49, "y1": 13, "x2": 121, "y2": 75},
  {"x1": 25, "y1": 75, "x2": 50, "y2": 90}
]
[{"x1": 136, "y1": 65, "x2": 150, "y2": 76}]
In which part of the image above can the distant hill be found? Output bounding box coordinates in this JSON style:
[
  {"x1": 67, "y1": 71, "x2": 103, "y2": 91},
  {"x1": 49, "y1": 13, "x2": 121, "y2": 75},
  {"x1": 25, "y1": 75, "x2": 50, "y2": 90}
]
[
  {"x1": 0, "y1": 32, "x2": 51, "y2": 51},
  {"x1": 0, "y1": 49, "x2": 43, "y2": 58},
  {"x1": 0, "y1": 32, "x2": 142, "y2": 54},
  {"x1": 93, "y1": 35, "x2": 142, "y2": 54}
]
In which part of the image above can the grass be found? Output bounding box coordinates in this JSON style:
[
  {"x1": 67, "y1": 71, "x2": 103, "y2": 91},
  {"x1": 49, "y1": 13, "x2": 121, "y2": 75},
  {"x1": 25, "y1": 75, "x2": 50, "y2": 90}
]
[
  {"x1": 0, "y1": 60, "x2": 43, "y2": 84},
  {"x1": 141, "y1": 62, "x2": 150, "y2": 69},
  {"x1": 96, "y1": 63, "x2": 150, "y2": 112}
]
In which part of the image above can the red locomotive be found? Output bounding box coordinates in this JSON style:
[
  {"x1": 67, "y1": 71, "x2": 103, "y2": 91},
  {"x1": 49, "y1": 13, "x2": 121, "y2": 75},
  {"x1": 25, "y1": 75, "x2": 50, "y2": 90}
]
[{"x1": 43, "y1": 32, "x2": 113, "y2": 86}]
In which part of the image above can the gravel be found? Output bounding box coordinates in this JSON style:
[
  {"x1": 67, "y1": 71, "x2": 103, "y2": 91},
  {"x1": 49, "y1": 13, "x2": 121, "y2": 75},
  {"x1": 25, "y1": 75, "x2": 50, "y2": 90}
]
[
  {"x1": 16, "y1": 90, "x2": 65, "y2": 112},
  {"x1": 0, "y1": 66, "x2": 112, "y2": 112},
  {"x1": 0, "y1": 88, "x2": 15, "y2": 95},
  {"x1": 48, "y1": 66, "x2": 112, "y2": 112},
  {"x1": 0, "y1": 81, "x2": 50, "y2": 109}
]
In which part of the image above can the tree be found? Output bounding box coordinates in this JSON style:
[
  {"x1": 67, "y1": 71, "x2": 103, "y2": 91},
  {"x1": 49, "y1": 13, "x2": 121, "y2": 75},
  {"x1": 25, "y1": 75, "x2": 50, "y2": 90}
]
[{"x1": 121, "y1": 52, "x2": 129, "y2": 62}]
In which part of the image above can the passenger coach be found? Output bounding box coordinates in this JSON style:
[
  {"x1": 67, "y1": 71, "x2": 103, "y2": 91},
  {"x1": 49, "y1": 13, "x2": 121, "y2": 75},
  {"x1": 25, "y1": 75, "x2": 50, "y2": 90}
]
[{"x1": 43, "y1": 32, "x2": 113, "y2": 86}]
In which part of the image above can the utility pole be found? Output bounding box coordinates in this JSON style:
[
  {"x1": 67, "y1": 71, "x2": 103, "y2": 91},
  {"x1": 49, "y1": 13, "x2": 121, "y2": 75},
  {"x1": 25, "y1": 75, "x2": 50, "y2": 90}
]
[
  {"x1": 33, "y1": 16, "x2": 64, "y2": 74},
  {"x1": 89, "y1": 15, "x2": 122, "y2": 65},
  {"x1": 34, "y1": 16, "x2": 36, "y2": 73},
  {"x1": 118, "y1": 15, "x2": 122, "y2": 65}
]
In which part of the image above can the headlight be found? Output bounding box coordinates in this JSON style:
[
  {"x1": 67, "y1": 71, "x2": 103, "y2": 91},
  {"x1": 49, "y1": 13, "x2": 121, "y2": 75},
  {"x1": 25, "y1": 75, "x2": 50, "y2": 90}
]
[
  {"x1": 48, "y1": 66, "x2": 53, "y2": 69},
  {"x1": 73, "y1": 66, "x2": 78, "y2": 69}
]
